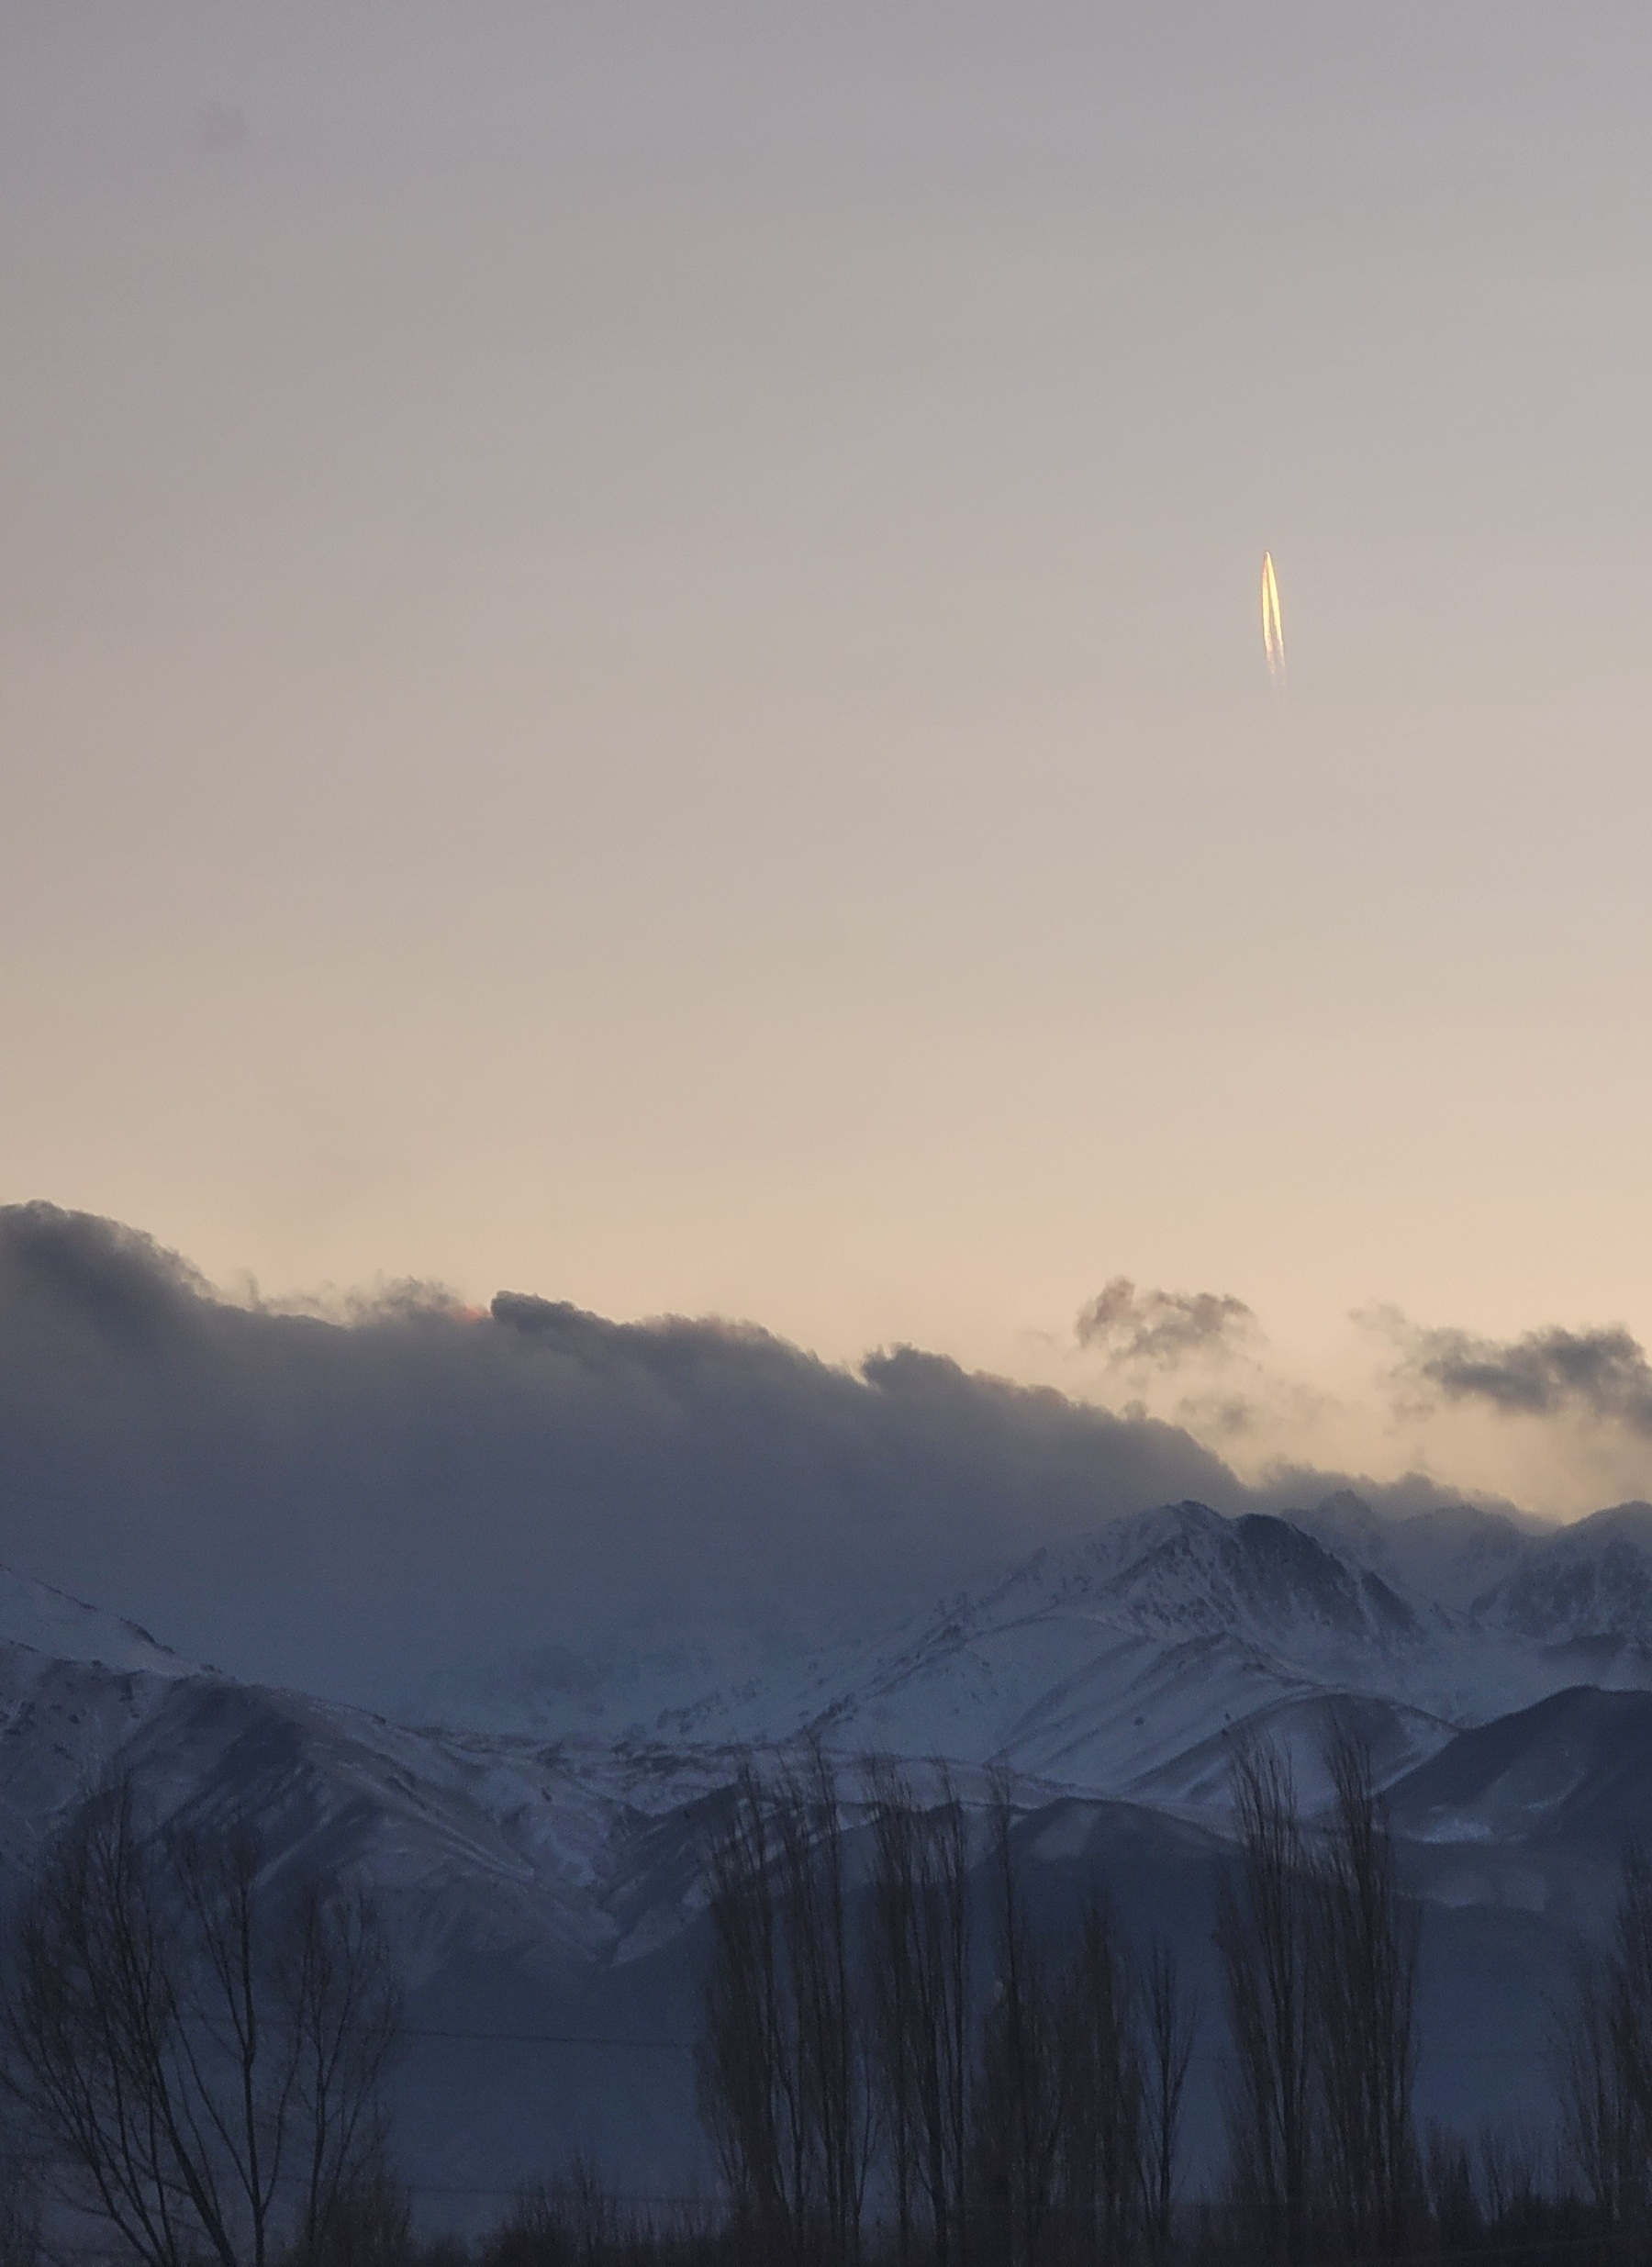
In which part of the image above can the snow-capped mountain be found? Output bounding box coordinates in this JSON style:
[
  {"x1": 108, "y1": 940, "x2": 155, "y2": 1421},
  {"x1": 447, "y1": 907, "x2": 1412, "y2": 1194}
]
[
  {"x1": 21, "y1": 1493, "x2": 1652, "y2": 1939},
  {"x1": 9, "y1": 1500, "x2": 1652, "y2": 2206},
  {"x1": 1475, "y1": 1501, "x2": 1652, "y2": 1647},
  {"x1": 0, "y1": 1606, "x2": 735, "y2": 2205},
  {"x1": 719, "y1": 1502, "x2": 1475, "y2": 1808},
  {"x1": 1289, "y1": 1491, "x2": 1539, "y2": 1612},
  {"x1": 407, "y1": 1497, "x2": 1652, "y2": 1816},
  {"x1": 0, "y1": 1629, "x2": 738, "y2": 1969}
]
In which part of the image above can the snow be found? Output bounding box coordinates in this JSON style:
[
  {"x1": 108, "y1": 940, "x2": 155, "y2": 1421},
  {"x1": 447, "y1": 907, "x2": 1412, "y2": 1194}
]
[
  {"x1": 393, "y1": 1497, "x2": 1652, "y2": 1818},
  {"x1": 6, "y1": 1511, "x2": 1652, "y2": 2201},
  {"x1": 6, "y1": 1491, "x2": 1652, "y2": 1931},
  {"x1": 0, "y1": 1565, "x2": 187, "y2": 1678}
]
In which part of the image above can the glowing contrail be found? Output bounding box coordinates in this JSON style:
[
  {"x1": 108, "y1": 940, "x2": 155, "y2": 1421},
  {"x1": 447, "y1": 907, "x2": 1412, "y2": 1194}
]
[{"x1": 1260, "y1": 551, "x2": 1286, "y2": 686}]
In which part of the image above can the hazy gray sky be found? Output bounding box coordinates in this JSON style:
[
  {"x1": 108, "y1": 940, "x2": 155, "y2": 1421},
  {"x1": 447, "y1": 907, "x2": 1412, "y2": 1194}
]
[{"x1": 4, "y1": 6, "x2": 1651, "y2": 1509}]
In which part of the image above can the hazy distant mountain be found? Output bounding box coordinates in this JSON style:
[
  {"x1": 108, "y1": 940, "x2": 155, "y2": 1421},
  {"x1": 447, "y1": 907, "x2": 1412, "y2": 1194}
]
[
  {"x1": 1290, "y1": 1491, "x2": 1540, "y2": 1612},
  {"x1": 1476, "y1": 1501, "x2": 1652, "y2": 1648}
]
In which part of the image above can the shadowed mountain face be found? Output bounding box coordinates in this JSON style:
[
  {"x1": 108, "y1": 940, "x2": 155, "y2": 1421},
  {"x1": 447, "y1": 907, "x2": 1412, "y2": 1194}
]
[
  {"x1": 1088, "y1": 1505, "x2": 1429, "y2": 1647},
  {"x1": 1388, "y1": 1685, "x2": 1652, "y2": 1854},
  {"x1": 7, "y1": 1496, "x2": 1652, "y2": 2215}
]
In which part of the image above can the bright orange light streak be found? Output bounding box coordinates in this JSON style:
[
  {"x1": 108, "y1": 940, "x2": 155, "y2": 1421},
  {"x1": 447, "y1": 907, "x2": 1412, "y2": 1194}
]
[{"x1": 1261, "y1": 551, "x2": 1286, "y2": 685}]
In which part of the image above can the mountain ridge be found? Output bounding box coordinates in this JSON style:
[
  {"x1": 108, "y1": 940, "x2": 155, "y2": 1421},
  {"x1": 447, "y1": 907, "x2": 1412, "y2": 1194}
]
[
  {"x1": 407, "y1": 1494, "x2": 1652, "y2": 1810},
  {"x1": 6, "y1": 1506, "x2": 1652, "y2": 2207}
]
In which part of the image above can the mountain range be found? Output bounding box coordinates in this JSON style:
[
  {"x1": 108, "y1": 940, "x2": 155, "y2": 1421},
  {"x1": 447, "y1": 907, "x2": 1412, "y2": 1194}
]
[
  {"x1": 6, "y1": 1492, "x2": 1652, "y2": 2217},
  {"x1": 406, "y1": 1491, "x2": 1652, "y2": 1812}
]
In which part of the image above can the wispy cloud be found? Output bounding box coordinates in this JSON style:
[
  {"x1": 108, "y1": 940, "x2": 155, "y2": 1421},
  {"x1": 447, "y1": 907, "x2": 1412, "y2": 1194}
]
[
  {"x1": 1076, "y1": 1277, "x2": 1257, "y2": 1370},
  {"x1": 1382, "y1": 1311, "x2": 1652, "y2": 1435}
]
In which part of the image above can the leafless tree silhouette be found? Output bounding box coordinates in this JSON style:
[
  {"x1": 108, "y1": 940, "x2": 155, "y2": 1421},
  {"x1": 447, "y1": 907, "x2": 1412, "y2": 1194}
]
[
  {"x1": 1215, "y1": 1742, "x2": 1313, "y2": 2265},
  {"x1": 1554, "y1": 1841, "x2": 1652, "y2": 2234},
  {"x1": 1142, "y1": 1941, "x2": 1196, "y2": 2267},
  {"x1": 698, "y1": 1749, "x2": 872, "y2": 2265},
  {"x1": 864, "y1": 1759, "x2": 973, "y2": 2267},
  {"x1": 1056, "y1": 1893, "x2": 1144, "y2": 2267},
  {"x1": 974, "y1": 1779, "x2": 1062, "y2": 2267},
  {"x1": 0, "y1": 1776, "x2": 401, "y2": 2267},
  {"x1": 1312, "y1": 1724, "x2": 1421, "y2": 2260}
]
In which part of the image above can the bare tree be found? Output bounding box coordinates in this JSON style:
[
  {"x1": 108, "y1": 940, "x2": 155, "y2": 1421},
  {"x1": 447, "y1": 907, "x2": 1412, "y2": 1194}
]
[
  {"x1": 278, "y1": 1871, "x2": 407, "y2": 2262},
  {"x1": 1311, "y1": 1724, "x2": 1420, "y2": 2260},
  {"x1": 0, "y1": 1777, "x2": 401, "y2": 2267},
  {"x1": 1215, "y1": 1741, "x2": 1313, "y2": 2266},
  {"x1": 0, "y1": 2147, "x2": 36, "y2": 2267},
  {"x1": 907, "y1": 1771, "x2": 972, "y2": 2267},
  {"x1": 1141, "y1": 1942, "x2": 1196, "y2": 2267},
  {"x1": 698, "y1": 1752, "x2": 874, "y2": 2265},
  {"x1": 974, "y1": 1778, "x2": 1062, "y2": 2267},
  {"x1": 698, "y1": 1764, "x2": 793, "y2": 2255},
  {"x1": 290, "y1": 2161, "x2": 413, "y2": 2267},
  {"x1": 1553, "y1": 1841, "x2": 1652, "y2": 2233},
  {"x1": 864, "y1": 1759, "x2": 973, "y2": 2267},
  {"x1": 865, "y1": 1759, "x2": 921, "y2": 2265},
  {"x1": 1555, "y1": 1954, "x2": 1633, "y2": 2230},
  {"x1": 774, "y1": 1748, "x2": 873, "y2": 2266},
  {"x1": 1055, "y1": 1893, "x2": 1144, "y2": 2267}
]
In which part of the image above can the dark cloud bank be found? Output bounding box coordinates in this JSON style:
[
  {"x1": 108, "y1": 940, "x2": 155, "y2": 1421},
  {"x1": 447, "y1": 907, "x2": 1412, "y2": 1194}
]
[{"x1": 0, "y1": 1205, "x2": 1470, "y2": 1711}]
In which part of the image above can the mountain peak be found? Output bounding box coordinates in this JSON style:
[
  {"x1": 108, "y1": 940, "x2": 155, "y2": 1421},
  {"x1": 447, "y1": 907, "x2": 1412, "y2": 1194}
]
[{"x1": 1567, "y1": 1501, "x2": 1652, "y2": 1545}]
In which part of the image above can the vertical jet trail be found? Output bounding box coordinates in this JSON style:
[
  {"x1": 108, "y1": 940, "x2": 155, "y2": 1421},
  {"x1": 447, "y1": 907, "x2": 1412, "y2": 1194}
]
[{"x1": 1261, "y1": 552, "x2": 1286, "y2": 686}]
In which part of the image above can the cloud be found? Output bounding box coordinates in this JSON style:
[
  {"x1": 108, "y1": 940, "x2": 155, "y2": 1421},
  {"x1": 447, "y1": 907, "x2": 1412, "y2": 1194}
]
[
  {"x1": 1392, "y1": 1313, "x2": 1652, "y2": 1435},
  {"x1": 0, "y1": 1207, "x2": 1482, "y2": 1715},
  {"x1": 1171, "y1": 1391, "x2": 1259, "y2": 1440},
  {"x1": 1076, "y1": 1277, "x2": 1257, "y2": 1369},
  {"x1": 0, "y1": 1205, "x2": 1256, "y2": 1708}
]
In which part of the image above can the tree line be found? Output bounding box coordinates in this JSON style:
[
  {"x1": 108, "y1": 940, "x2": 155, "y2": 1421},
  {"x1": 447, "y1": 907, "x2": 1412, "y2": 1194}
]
[
  {"x1": 693, "y1": 1727, "x2": 1652, "y2": 2267},
  {"x1": 3, "y1": 1737, "x2": 1652, "y2": 2267},
  {"x1": 695, "y1": 1748, "x2": 1193, "y2": 2267}
]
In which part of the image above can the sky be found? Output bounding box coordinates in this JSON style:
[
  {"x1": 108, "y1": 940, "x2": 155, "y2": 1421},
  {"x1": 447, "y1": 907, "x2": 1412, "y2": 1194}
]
[{"x1": 5, "y1": 5, "x2": 1652, "y2": 1521}]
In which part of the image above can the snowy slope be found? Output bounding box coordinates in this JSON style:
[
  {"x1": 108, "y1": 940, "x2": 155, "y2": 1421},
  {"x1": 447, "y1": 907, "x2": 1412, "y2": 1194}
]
[
  {"x1": 0, "y1": 1565, "x2": 186, "y2": 1678},
  {"x1": 394, "y1": 1509, "x2": 1423, "y2": 1804},
  {"x1": 1476, "y1": 1502, "x2": 1652, "y2": 1647},
  {"x1": 17, "y1": 1494, "x2": 1652, "y2": 1940},
  {"x1": 1289, "y1": 1492, "x2": 1539, "y2": 1612},
  {"x1": 0, "y1": 1579, "x2": 198, "y2": 1862},
  {"x1": 405, "y1": 1496, "x2": 1652, "y2": 1815},
  {"x1": 763, "y1": 1504, "x2": 1478, "y2": 1802},
  {"x1": 0, "y1": 1643, "x2": 736, "y2": 1970}
]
